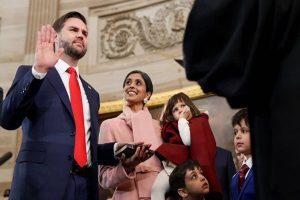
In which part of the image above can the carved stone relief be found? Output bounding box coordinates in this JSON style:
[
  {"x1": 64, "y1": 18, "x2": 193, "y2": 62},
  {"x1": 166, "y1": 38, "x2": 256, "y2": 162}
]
[
  {"x1": 138, "y1": 0, "x2": 193, "y2": 49},
  {"x1": 101, "y1": 15, "x2": 140, "y2": 59},
  {"x1": 99, "y1": 0, "x2": 193, "y2": 60}
]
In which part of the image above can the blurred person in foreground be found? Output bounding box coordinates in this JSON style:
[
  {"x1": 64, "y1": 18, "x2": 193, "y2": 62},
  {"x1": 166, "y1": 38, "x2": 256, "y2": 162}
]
[{"x1": 183, "y1": 0, "x2": 300, "y2": 199}]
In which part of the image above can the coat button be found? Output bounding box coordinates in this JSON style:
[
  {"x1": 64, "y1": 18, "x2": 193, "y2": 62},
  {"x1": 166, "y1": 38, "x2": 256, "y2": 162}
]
[{"x1": 67, "y1": 155, "x2": 73, "y2": 160}]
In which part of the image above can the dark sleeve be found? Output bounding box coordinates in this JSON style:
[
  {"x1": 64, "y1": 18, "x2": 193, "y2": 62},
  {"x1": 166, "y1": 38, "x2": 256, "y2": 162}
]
[
  {"x1": 0, "y1": 87, "x2": 3, "y2": 102},
  {"x1": 227, "y1": 151, "x2": 236, "y2": 179},
  {"x1": 183, "y1": 0, "x2": 300, "y2": 108},
  {"x1": 0, "y1": 65, "x2": 43, "y2": 130},
  {"x1": 0, "y1": 87, "x2": 3, "y2": 115},
  {"x1": 97, "y1": 142, "x2": 118, "y2": 166},
  {"x1": 183, "y1": 0, "x2": 258, "y2": 104},
  {"x1": 226, "y1": 151, "x2": 236, "y2": 199}
]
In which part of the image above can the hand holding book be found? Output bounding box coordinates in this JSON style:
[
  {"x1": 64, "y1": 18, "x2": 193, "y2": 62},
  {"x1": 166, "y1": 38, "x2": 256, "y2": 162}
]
[
  {"x1": 116, "y1": 142, "x2": 154, "y2": 173},
  {"x1": 115, "y1": 143, "x2": 154, "y2": 159}
]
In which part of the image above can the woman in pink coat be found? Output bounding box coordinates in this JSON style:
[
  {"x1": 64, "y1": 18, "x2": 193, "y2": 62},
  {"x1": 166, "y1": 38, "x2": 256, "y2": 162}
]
[{"x1": 99, "y1": 70, "x2": 162, "y2": 200}]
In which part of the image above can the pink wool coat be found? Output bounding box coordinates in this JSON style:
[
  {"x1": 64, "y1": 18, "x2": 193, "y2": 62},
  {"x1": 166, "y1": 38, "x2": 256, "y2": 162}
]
[{"x1": 99, "y1": 106, "x2": 162, "y2": 200}]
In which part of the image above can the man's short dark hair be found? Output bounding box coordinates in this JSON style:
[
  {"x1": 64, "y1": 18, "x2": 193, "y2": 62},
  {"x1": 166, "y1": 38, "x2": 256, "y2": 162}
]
[
  {"x1": 232, "y1": 108, "x2": 249, "y2": 127},
  {"x1": 52, "y1": 11, "x2": 87, "y2": 33},
  {"x1": 169, "y1": 160, "x2": 200, "y2": 198}
]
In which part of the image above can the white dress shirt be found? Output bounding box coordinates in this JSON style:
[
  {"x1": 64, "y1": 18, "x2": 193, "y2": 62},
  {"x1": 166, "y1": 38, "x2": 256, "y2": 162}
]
[{"x1": 241, "y1": 156, "x2": 253, "y2": 178}]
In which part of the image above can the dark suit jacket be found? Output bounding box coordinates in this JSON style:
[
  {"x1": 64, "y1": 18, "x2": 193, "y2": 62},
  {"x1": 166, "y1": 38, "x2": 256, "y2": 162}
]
[
  {"x1": 183, "y1": 1, "x2": 300, "y2": 199},
  {"x1": 231, "y1": 168, "x2": 255, "y2": 200},
  {"x1": 215, "y1": 147, "x2": 236, "y2": 200},
  {"x1": 0, "y1": 65, "x2": 116, "y2": 200},
  {"x1": 0, "y1": 87, "x2": 3, "y2": 102}
]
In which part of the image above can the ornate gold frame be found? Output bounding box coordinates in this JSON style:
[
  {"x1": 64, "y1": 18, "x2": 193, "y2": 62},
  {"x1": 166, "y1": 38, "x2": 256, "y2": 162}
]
[{"x1": 99, "y1": 84, "x2": 212, "y2": 114}]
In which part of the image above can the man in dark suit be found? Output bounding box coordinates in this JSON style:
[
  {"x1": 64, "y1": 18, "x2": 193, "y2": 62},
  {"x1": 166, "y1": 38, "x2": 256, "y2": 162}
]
[
  {"x1": 215, "y1": 147, "x2": 236, "y2": 200},
  {"x1": 0, "y1": 12, "x2": 117, "y2": 200},
  {"x1": 182, "y1": 0, "x2": 300, "y2": 199}
]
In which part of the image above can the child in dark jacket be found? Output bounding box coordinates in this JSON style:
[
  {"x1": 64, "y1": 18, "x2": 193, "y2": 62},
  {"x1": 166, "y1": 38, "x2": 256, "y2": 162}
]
[{"x1": 230, "y1": 108, "x2": 255, "y2": 200}]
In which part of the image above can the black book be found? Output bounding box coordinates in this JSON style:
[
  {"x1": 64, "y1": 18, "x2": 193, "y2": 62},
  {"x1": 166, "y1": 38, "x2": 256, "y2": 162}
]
[
  {"x1": 115, "y1": 144, "x2": 155, "y2": 159},
  {"x1": 115, "y1": 144, "x2": 137, "y2": 158}
]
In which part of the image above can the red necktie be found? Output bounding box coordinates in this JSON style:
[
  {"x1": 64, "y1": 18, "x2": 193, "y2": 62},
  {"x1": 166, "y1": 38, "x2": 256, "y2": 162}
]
[
  {"x1": 67, "y1": 67, "x2": 87, "y2": 167},
  {"x1": 238, "y1": 164, "x2": 249, "y2": 190}
]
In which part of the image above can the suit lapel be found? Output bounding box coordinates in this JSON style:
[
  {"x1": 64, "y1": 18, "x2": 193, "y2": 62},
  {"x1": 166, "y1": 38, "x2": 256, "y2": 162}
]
[
  {"x1": 232, "y1": 173, "x2": 240, "y2": 199},
  {"x1": 238, "y1": 168, "x2": 253, "y2": 199},
  {"x1": 46, "y1": 68, "x2": 73, "y2": 117},
  {"x1": 80, "y1": 76, "x2": 96, "y2": 118},
  {"x1": 80, "y1": 77, "x2": 98, "y2": 160},
  {"x1": 80, "y1": 76, "x2": 98, "y2": 132}
]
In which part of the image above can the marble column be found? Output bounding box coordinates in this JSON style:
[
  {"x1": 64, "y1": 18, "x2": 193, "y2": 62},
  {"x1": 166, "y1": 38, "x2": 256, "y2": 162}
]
[{"x1": 24, "y1": 0, "x2": 59, "y2": 64}]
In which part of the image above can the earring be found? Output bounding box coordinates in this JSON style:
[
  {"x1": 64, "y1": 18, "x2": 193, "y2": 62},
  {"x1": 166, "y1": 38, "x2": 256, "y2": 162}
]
[{"x1": 143, "y1": 98, "x2": 148, "y2": 104}]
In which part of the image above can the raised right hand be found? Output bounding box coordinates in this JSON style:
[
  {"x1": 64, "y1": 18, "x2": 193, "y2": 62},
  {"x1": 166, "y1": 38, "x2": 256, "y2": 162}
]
[{"x1": 33, "y1": 24, "x2": 64, "y2": 73}]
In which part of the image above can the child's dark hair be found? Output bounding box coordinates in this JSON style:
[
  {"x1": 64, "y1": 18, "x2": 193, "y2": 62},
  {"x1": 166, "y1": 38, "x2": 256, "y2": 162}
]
[
  {"x1": 232, "y1": 108, "x2": 249, "y2": 127},
  {"x1": 53, "y1": 11, "x2": 87, "y2": 33},
  {"x1": 160, "y1": 92, "x2": 200, "y2": 126},
  {"x1": 169, "y1": 159, "x2": 201, "y2": 198}
]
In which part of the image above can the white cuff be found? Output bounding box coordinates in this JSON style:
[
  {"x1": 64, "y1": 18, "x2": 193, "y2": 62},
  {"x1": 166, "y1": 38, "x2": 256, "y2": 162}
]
[
  {"x1": 113, "y1": 143, "x2": 118, "y2": 157},
  {"x1": 32, "y1": 66, "x2": 47, "y2": 79}
]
